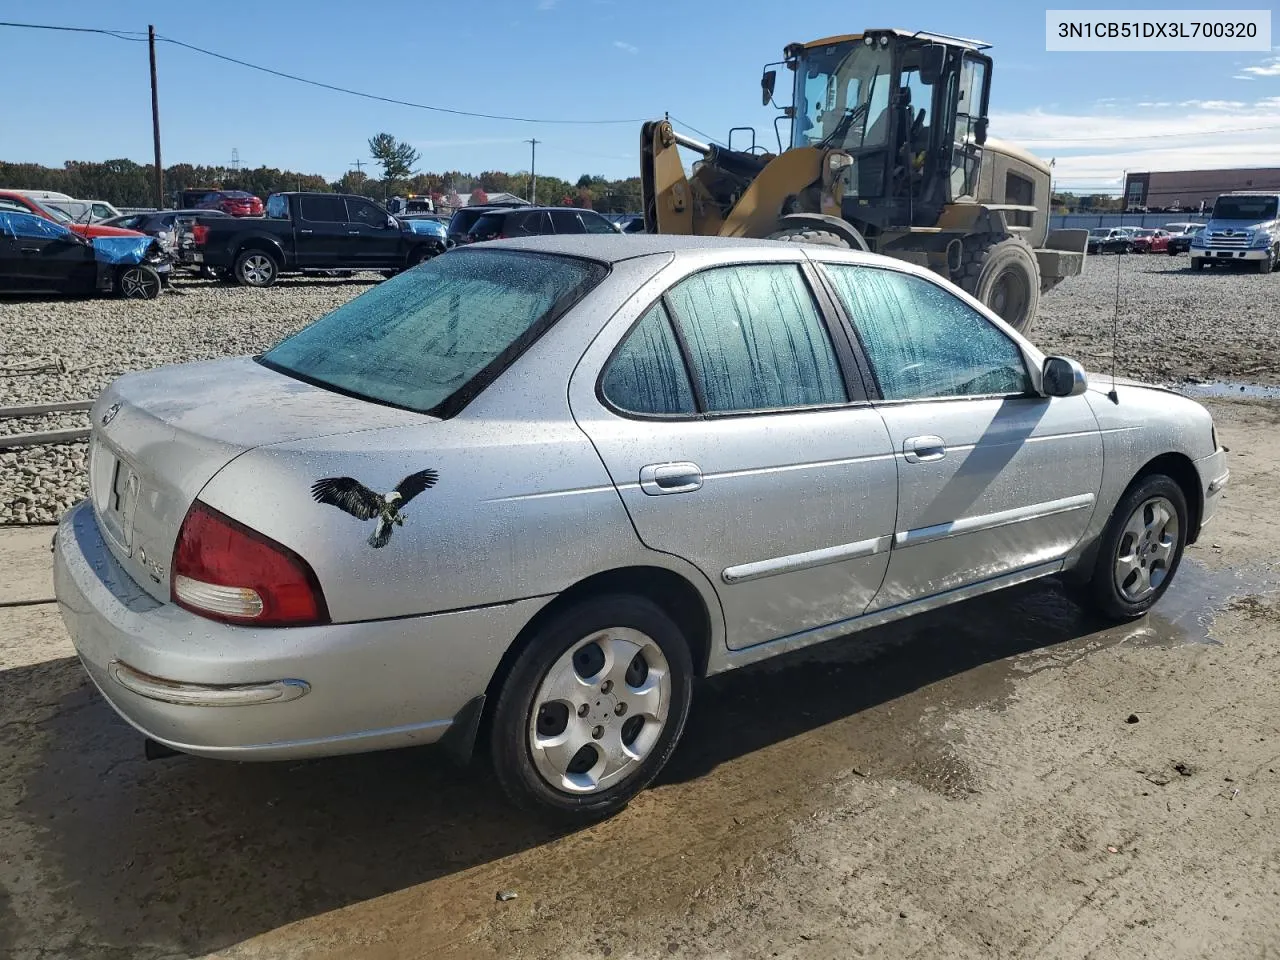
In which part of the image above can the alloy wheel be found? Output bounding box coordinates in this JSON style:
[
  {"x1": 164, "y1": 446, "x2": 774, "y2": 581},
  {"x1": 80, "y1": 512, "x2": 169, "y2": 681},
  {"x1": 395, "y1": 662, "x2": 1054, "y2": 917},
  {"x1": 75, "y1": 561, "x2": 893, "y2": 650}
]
[
  {"x1": 240, "y1": 254, "x2": 274, "y2": 285},
  {"x1": 119, "y1": 267, "x2": 160, "y2": 299},
  {"x1": 1113, "y1": 496, "x2": 1179, "y2": 602}
]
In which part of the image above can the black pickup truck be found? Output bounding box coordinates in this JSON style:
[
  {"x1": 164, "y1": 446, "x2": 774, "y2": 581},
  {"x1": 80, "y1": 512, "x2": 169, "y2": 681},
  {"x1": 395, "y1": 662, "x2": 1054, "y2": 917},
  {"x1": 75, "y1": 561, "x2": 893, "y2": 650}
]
[{"x1": 178, "y1": 192, "x2": 447, "y2": 287}]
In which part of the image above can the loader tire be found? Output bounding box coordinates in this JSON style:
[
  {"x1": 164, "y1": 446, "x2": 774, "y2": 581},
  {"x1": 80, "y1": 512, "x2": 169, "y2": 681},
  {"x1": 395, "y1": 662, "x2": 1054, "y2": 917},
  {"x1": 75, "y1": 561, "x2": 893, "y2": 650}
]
[
  {"x1": 766, "y1": 227, "x2": 851, "y2": 249},
  {"x1": 958, "y1": 233, "x2": 1041, "y2": 334}
]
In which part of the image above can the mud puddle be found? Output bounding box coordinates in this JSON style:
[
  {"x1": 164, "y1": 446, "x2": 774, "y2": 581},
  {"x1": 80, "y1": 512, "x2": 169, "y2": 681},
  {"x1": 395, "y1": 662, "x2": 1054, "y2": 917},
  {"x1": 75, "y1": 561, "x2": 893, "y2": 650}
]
[{"x1": 1177, "y1": 379, "x2": 1280, "y2": 401}]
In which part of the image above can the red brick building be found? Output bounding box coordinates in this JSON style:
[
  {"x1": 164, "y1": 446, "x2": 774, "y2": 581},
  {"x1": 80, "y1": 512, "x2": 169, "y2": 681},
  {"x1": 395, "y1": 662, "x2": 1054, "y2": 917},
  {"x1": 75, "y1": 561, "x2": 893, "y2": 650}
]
[{"x1": 1123, "y1": 168, "x2": 1280, "y2": 212}]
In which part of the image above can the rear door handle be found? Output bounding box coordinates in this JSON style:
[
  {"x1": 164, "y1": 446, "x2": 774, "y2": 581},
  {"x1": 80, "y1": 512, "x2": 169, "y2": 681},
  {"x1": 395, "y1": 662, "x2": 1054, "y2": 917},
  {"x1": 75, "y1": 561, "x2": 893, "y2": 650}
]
[
  {"x1": 639, "y1": 462, "x2": 703, "y2": 496},
  {"x1": 21, "y1": 247, "x2": 40, "y2": 255},
  {"x1": 347, "y1": 230, "x2": 361, "y2": 235},
  {"x1": 298, "y1": 229, "x2": 313, "y2": 235},
  {"x1": 903, "y1": 435, "x2": 946, "y2": 463}
]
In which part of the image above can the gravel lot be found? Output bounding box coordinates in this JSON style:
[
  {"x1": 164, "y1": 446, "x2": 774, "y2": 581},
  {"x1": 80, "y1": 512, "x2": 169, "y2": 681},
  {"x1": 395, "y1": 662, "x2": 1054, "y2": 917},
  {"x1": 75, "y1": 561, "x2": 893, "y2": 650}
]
[{"x1": 1, "y1": 254, "x2": 1276, "y2": 523}]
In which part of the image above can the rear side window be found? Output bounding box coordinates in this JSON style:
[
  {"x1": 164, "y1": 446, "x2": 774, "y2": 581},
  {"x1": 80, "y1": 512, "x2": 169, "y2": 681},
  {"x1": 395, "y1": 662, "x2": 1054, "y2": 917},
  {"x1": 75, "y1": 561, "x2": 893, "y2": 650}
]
[
  {"x1": 550, "y1": 211, "x2": 586, "y2": 234},
  {"x1": 580, "y1": 212, "x2": 617, "y2": 234},
  {"x1": 665, "y1": 264, "x2": 847, "y2": 413},
  {"x1": 299, "y1": 196, "x2": 346, "y2": 222},
  {"x1": 468, "y1": 213, "x2": 506, "y2": 239},
  {"x1": 260, "y1": 250, "x2": 607, "y2": 416},
  {"x1": 824, "y1": 264, "x2": 1030, "y2": 400},
  {"x1": 601, "y1": 303, "x2": 696, "y2": 415},
  {"x1": 266, "y1": 195, "x2": 290, "y2": 219}
]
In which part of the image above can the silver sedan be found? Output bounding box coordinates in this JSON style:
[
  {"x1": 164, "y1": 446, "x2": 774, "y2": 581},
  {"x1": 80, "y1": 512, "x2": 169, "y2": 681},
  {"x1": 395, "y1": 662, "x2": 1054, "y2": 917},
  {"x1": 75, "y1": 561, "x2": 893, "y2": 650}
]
[{"x1": 54, "y1": 235, "x2": 1229, "y2": 819}]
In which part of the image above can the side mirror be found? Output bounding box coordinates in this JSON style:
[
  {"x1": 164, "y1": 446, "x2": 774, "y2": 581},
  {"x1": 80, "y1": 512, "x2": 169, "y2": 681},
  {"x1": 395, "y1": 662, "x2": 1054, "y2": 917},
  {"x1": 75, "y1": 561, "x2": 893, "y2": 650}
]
[
  {"x1": 761, "y1": 69, "x2": 777, "y2": 106},
  {"x1": 920, "y1": 44, "x2": 946, "y2": 85},
  {"x1": 973, "y1": 117, "x2": 989, "y2": 145},
  {"x1": 386, "y1": 216, "x2": 399, "y2": 229},
  {"x1": 1042, "y1": 356, "x2": 1088, "y2": 398}
]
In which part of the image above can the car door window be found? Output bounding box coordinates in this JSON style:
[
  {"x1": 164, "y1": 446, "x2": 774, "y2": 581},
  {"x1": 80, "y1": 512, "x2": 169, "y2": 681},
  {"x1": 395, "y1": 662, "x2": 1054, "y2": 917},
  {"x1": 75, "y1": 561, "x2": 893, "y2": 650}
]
[
  {"x1": 9, "y1": 214, "x2": 70, "y2": 241},
  {"x1": 550, "y1": 210, "x2": 586, "y2": 234},
  {"x1": 299, "y1": 195, "x2": 347, "y2": 223},
  {"x1": 665, "y1": 264, "x2": 847, "y2": 412},
  {"x1": 266, "y1": 195, "x2": 290, "y2": 219},
  {"x1": 346, "y1": 198, "x2": 387, "y2": 227},
  {"x1": 824, "y1": 264, "x2": 1031, "y2": 400},
  {"x1": 601, "y1": 302, "x2": 696, "y2": 415}
]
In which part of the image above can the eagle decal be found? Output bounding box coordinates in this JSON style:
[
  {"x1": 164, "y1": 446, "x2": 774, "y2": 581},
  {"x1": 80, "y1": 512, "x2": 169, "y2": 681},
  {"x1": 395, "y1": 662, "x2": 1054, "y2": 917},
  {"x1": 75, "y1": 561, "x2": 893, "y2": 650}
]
[{"x1": 311, "y1": 468, "x2": 438, "y2": 548}]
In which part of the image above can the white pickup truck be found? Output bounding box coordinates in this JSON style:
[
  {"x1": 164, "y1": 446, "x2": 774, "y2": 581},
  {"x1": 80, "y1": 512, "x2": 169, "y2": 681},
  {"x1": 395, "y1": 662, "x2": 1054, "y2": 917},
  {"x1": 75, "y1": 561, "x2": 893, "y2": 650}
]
[{"x1": 1191, "y1": 192, "x2": 1280, "y2": 273}]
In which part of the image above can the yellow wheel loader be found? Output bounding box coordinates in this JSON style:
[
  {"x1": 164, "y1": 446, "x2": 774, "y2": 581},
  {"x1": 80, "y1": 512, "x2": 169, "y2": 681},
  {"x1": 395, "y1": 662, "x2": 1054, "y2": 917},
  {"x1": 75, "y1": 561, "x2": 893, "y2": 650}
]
[{"x1": 640, "y1": 29, "x2": 1088, "y2": 333}]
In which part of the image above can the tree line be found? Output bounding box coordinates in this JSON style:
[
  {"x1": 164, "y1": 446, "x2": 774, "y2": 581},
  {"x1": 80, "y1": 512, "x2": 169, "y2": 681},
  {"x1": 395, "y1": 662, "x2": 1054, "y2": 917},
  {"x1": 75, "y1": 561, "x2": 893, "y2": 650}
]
[{"x1": 0, "y1": 158, "x2": 643, "y2": 213}]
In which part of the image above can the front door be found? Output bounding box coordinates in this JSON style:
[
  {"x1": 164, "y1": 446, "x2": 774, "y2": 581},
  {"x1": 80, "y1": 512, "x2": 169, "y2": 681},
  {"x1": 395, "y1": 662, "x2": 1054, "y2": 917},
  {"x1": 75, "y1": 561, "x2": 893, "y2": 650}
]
[
  {"x1": 570, "y1": 256, "x2": 898, "y2": 650},
  {"x1": 344, "y1": 197, "x2": 404, "y2": 268},
  {"x1": 948, "y1": 54, "x2": 990, "y2": 200},
  {"x1": 294, "y1": 194, "x2": 350, "y2": 268},
  {"x1": 0, "y1": 212, "x2": 97, "y2": 293},
  {"x1": 820, "y1": 261, "x2": 1102, "y2": 608}
]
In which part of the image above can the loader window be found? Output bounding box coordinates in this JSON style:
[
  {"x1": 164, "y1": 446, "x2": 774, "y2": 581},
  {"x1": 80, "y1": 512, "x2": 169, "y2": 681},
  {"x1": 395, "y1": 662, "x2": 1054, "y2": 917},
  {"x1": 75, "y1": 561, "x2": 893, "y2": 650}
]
[{"x1": 793, "y1": 41, "x2": 892, "y2": 151}]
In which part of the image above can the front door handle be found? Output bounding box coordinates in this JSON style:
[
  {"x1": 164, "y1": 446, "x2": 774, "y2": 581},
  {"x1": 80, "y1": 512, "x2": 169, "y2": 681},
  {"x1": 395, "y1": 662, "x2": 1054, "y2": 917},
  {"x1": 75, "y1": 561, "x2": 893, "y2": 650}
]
[
  {"x1": 21, "y1": 247, "x2": 40, "y2": 255},
  {"x1": 347, "y1": 230, "x2": 361, "y2": 235},
  {"x1": 903, "y1": 435, "x2": 946, "y2": 464},
  {"x1": 298, "y1": 229, "x2": 314, "y2": 235},
  {"x1": 639, "y1": 462, "x2": 703, "y2": 496}
]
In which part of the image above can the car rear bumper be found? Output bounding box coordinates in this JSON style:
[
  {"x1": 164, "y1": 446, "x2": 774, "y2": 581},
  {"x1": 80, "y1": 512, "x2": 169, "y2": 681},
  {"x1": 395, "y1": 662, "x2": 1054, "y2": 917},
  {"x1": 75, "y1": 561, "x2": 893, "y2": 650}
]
[{"x1": 53, "y1": 500, "x2": 550, "y2": 761}]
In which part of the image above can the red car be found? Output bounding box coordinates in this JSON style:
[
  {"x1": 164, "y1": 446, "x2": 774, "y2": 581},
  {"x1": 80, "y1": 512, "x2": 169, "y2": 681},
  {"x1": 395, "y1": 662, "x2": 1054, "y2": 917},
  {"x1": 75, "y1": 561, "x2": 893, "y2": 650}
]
[
  {"x1": 0, "y1": 191, "x2": 145, "y2": 239},
  {"x1": 1131, "y1": 228, "x2": 1171, "y2": 254},
  {"x1": 193, "y1": 190, "x2": 264, "y2": 217}
]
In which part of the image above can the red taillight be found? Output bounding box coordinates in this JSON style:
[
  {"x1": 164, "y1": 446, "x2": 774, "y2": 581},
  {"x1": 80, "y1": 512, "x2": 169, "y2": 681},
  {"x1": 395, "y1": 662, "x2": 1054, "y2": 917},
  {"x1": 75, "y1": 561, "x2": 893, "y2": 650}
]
[
  {"x1": 171, "y1": 501, "x2": 329, "y2": 627},
  {"x1": 192, "y1": 224, "x2": 209, "y2": 246}
]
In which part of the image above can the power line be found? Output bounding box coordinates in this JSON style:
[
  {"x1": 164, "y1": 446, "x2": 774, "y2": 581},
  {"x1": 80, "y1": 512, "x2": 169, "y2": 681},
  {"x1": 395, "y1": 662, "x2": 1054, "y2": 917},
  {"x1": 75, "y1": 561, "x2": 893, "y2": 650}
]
[
  {"x1": 1, "y1": 19, "x2": 643, "y2": 125},
  {"x1": 0, "y1": 20, "x2": 146, "y2": 40}
]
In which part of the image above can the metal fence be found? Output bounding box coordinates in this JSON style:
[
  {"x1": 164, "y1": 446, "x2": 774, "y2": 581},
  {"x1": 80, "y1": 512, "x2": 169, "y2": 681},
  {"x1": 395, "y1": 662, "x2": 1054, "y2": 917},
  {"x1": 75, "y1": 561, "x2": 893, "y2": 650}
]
[{"x1": 1051, "y1": 213, "x2": 1208, "y2": 230}]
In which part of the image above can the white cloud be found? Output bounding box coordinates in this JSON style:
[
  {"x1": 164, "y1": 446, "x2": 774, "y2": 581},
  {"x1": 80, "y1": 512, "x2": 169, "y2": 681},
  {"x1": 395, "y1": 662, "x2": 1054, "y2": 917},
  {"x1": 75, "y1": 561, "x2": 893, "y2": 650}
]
[
  {"x1": 1178, "y1": 100, "x2": 1247, "y2": 111},
  {"x1": 613, "y1": 40, "x2": 638, "y2": 54},
  {"x1": 1234, "y1": 75, "x2": 1256, "y2": 81},
  {"x1": 1240, "y1": 56, "x2": 1280, "y2": 77},
  {"x1": 537, "y1": 0, "x2": 558, "y2": 9},
  {"x1": 992, "y1": 97, "x2": 1280, "y2": 182}
]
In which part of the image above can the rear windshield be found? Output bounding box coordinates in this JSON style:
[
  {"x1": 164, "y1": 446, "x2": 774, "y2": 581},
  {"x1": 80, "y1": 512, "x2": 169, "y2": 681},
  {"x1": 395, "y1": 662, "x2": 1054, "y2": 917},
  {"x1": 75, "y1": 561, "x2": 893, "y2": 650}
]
[
  {"x1": 1213, "y1": 196, "x2": 1278, "y2": 221},
  {"x1": 448, "y1": 209, "x2": 486, "y2": 234},
  {"x1": 259, "y1": 249, "x2": 607, "y2": 417}
]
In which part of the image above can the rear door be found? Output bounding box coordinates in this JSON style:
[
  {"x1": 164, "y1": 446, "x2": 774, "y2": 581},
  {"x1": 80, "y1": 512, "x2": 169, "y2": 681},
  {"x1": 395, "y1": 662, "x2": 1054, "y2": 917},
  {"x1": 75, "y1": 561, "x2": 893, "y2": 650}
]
[
  {"x1": 819, "y1": 261, "x2": 1102, "y2": 607},
  {"x1": 569, "y1": 253, "x2": 898, "y2": 651},
  {"x1": 294, "y1": 194, "x2": 349, "y2": 267},
  {"x1": 344, "y1": 197, "x2": 403, "y2": 267}
]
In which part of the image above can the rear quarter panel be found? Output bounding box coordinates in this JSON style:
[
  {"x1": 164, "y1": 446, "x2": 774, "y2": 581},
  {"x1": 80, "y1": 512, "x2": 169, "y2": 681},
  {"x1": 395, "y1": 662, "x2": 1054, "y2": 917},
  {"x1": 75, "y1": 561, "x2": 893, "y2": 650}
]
[{"x1": 194, "y1": 254, "x2": 727, "y2": 629}]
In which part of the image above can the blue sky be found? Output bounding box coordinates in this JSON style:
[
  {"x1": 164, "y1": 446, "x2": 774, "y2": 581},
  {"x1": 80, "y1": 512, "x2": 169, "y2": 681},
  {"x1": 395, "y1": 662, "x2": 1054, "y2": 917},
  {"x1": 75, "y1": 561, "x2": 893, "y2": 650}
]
[{"x1": 4, "y1": 0, "x2": 1279, "y2": 193}]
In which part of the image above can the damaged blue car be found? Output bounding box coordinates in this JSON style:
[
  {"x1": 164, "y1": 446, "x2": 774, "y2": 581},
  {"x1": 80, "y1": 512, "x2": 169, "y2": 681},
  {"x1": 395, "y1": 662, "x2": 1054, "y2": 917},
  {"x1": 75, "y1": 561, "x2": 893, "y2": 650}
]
[{"x1": 0, "y1": 210, "x2": 171, "y2": 299}]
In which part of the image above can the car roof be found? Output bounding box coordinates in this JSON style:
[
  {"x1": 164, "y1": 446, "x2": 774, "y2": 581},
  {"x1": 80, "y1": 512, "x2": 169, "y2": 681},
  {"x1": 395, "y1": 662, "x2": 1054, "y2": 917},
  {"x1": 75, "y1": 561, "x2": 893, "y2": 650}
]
[{"x1": 481, "y1": 233, "x2": 811, "y2": 263}]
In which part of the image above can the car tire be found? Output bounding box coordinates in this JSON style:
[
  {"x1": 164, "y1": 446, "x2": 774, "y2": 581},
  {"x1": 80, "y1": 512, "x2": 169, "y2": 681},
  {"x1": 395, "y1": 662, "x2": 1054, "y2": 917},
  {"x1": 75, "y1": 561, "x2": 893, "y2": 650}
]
[
  {"x1": 1261, "y1": 244, "x2": 1279, "y2": 274},
  {"x1": 1190, "y1": 259, "x2": 1204, "y2": 271},
  {"x1": 234, "y1": 249, "x2": 279, "y2": 287},
  {"x1": 488, "y1": 593, "x2": 694, "y2": 821},
  {"x1": 116, "y1": 264, "x2": 163, "y2": 300},
  {"x1": 406, "y1": 245, "x2": 433, "y2": 269},
  {"x1": 959, "y1": 233, "x2": 1041, "y2": 334},
  {"x1": 1082, "y1": 474, "x2": 1188, "y2": 622},
  {"x1": 766, "y1": 226, "x2": 853, "y2": 249}
]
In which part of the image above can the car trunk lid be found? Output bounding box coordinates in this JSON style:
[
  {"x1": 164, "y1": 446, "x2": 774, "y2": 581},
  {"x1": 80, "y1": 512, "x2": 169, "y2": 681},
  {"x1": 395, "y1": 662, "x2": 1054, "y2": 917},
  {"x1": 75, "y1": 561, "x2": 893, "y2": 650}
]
[{"x1": 88, "y1": 356, "x2": 435, "y2": 602}]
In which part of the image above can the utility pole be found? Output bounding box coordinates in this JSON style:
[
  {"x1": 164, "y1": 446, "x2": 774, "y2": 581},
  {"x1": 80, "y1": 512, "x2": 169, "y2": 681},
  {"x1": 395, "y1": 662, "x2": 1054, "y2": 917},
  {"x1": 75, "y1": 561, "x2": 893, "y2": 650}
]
[
  {"x1": 526, "y1": 138, "x2": 540, "y2": 204},
  {"x1": 148, "y1": 25, "x2": 164, "y2": 209},
  {"x1": 352, "y1": 159, "x2": 365, "y2": 173}
]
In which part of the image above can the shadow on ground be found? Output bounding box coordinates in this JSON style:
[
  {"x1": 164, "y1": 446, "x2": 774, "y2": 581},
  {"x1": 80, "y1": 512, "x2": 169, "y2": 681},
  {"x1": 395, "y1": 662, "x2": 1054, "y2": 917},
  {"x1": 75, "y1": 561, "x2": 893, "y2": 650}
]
[{"x1": 2, "y1": 566, "x2": 1251, "y2": 958}]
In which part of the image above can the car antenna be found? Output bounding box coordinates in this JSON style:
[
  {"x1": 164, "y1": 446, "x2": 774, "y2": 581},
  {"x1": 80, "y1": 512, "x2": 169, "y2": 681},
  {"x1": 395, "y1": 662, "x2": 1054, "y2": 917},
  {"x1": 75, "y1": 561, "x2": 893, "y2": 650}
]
[{"x1": 1108, "y1": 181, "x2": 1123, "y2": 405}]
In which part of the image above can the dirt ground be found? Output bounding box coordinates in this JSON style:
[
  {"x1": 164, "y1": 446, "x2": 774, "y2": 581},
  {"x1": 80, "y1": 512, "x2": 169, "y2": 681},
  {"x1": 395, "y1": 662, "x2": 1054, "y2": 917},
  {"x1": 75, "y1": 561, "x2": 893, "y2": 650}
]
[{"x1": 0, "y1": 393, "x2": 1276, "y2": 960}]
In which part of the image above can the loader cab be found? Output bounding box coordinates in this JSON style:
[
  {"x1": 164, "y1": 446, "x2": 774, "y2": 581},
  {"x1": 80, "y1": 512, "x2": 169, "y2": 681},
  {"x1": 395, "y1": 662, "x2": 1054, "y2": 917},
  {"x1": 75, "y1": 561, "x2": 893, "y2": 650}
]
[{"x1": 783, "y1": 30, "x2": 992, "y2": 228}]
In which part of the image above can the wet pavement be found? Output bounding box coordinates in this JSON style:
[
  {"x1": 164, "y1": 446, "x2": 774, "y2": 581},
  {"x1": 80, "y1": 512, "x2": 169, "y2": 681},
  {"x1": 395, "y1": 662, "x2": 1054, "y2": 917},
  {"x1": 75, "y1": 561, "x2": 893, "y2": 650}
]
[{"x1": 2, "y1": 556, "x2": 1273, "y2": 959}]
